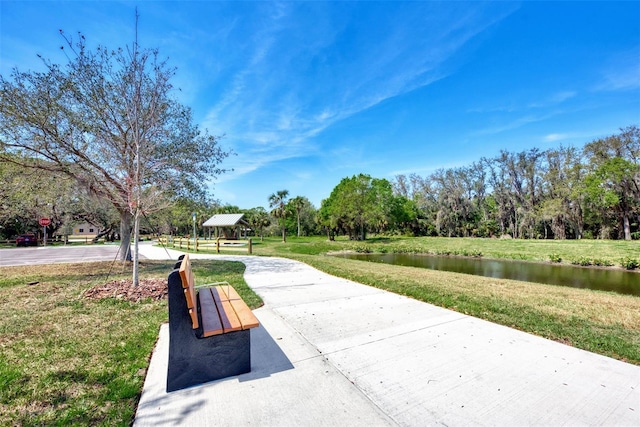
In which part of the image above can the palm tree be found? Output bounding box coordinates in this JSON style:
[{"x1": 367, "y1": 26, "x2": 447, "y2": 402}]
[
  {"x1": 290, "y1": 196, "x2": 305, "y2": 237},
  {"x1": 268, "y1": 190, "x2": 289, "y2": 242}
]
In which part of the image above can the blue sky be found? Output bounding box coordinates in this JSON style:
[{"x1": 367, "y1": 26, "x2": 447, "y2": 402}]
[{"x1": 1, "y1": 1, "x2": 639, "y2": 209}]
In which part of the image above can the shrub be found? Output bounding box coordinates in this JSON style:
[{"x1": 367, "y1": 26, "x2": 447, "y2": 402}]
[
  {"x1": 549, "y1": 253, "x2": 562, "y2": 263},
  {"x1": 620, "y1": 257, "x2": 639, "y2": 270},
  {"x1": 571, "y1": 257, "x2": 592, "y2": 266},
  {"x1": 351, "y1": 244, "x2": 372, "y2": 253},
  {"x1": 592, "y1": 259, "x2": 613, "y2": 267},
  {"x1": 470, "y1": 249, "x2": 483, "y2": 258}
]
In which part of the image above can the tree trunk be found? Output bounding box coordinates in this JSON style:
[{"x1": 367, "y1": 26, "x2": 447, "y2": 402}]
[
  {"x1": 92, "y1": 226, "x2": 114, "y2": 244},
  {"x1": 326, "y1": 228, "x2": 334, "y2": 241},
  {"x1": 623, "y1": 211, "x2": 631, "y2": 241},
  {"x1": 574, "y1": 203, "x2": 584, "y2": 239},
  {"x1": 119, "y1": 210, "x2": 132, "y2": 261},
  {"x1": 133, "y1": 210, "x2": 140, "y2": 286}
]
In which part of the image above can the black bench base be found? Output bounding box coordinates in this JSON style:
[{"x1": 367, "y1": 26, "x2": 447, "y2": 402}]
[{"x1": 167, "y1": 269, "x2": 252, "y2": 392}]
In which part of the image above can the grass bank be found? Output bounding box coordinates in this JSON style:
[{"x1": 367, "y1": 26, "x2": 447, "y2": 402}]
[
  {"x1": 0, "y1": 259, "x2": 261, "y2": 426},
  {"x1": 245, "y1": 235, "x2": 640, "y2": 269}
]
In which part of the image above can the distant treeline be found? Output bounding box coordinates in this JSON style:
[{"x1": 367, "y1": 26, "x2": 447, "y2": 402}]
[
  {"x1": 391, "y1": 125, "x2": 639, "y2": 240},
  {"x1": 5, "y1": 126, "x2": 636, "y2": 242}
]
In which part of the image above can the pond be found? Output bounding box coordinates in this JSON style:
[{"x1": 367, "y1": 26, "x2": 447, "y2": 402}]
[{"x1": 337, "y1": 253, "x2": 640, "y2": 297}]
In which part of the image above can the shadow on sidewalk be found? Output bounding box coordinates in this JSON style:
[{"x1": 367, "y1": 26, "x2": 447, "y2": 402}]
[{"x1": 134, "y1": 322, "x2": 294, "y2": 426}]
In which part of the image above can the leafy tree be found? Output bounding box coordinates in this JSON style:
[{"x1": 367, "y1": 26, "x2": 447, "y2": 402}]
[
  {"x1": 317, "y1": 197, "x2": 338, "y2": 240},
  {"x1": 151, "y1": 196, "x2": 215, "y2": 237},
  {"x1": 245, "y1": 207, "x2": 270, "y2": 241},
  {"x1": 70, "y1": 195, "x2": 121, "y2": 243},
  {"x1": 0, "y1": 151, "x2": 123, "y2": 243},
  {"x1": 386, "y1": 194, "x2": 419, "y2": 235},
  {"x1": 0, "y1": 29, "x2": 229, "y2": 283},
  {"x1": 584, "y1": 157, "x2": 638, "y2": 240},
  {"x1": 321, "y1": 174, "x2": 408, "y2": 240},
  {"x1": 0, "y1": 152, "x2": 94, "y2": 240},
  {"x1": 286, "y1": 196, "x2": 317, "y2": 237},
  {"x1": 322, "y1": 174, "x2": 370, "y2": 240},
  {"x1": 583, "y1": 126, "x2": 639, "y2": 240},
  {"x1": 269, "y1": 190, "x2": 289, "y2": 242},
  {"x1": 213, "y1": 204, "x2": 242, "y2": 214}
]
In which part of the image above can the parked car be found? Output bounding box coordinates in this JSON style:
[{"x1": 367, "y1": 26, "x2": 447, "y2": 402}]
[{"x1": 16, "y1": 233, "x2": 38, "y2": 247}]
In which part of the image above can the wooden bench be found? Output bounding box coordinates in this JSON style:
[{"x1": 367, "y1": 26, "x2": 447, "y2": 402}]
[{"x1": 166, "y1": 254, "x2": 259, "y2": 392}]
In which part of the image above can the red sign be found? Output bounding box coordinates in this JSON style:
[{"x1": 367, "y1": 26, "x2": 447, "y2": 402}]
[{"x1": 39, "y1": 218, "x2": 51, "y2": 227}]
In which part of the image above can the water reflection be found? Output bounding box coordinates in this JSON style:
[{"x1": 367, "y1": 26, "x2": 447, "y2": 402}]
[{"x1": 338, "y1": 253, "x2": 640, "y2": 297}]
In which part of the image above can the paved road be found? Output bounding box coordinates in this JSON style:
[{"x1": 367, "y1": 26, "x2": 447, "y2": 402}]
[{"x1": 0, "y1": 245, "x2": 123, "y2": 267}]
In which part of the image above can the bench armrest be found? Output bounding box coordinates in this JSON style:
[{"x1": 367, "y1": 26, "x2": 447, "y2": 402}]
[{"x1": 194, "y1": 281, "x2": 230, "y2": 289}]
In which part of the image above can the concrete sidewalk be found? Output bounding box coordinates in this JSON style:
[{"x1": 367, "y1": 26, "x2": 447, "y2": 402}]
[{"x1": 134, "y1": 243, "x2": 640, "y2": 426}]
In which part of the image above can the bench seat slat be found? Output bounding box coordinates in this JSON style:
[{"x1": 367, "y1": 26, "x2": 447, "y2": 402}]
[
  {"x1": 218, "y1": 286, "x2": 260, "y2": 330},
  {"x1": 199, "y1": 288, "x2": 224, "y2": 337},
  {"x1": 210, "y1": 287, "x2": 243, "y2": 333},
  {"x1": 229, "y1": 299, "x2": 260, "y2": 330}
]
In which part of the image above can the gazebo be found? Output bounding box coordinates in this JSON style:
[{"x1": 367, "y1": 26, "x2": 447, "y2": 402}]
[{"x1": 202, "y1": 213, "x2": 250, "y2": 239}]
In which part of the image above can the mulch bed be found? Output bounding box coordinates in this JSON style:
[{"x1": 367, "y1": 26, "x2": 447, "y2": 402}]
[{"x1": 84, "y1": 278, "x2": 167, "y2": 303}]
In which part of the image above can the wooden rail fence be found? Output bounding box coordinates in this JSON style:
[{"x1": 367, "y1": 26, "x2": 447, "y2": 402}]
[{"x1": 157, "y1": 236, "x2": 252, "y2": 254}]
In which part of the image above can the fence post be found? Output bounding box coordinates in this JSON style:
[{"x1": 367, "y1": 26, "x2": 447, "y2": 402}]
[
  {"x1": 216, "y1": 237, "x2": 220, "y2": 254},
  {"x1": 248, "y1": 238, "x2": 252, "y2": 254}
]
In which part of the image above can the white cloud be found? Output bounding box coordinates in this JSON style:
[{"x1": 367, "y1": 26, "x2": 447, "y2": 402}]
[
  {"x1": 541, "y1": 129, "x2": 613, "y2": 145},
  {"x1": 543, "y1": 133, "x2": 569, "y2": 142},
  {"x1": 473, "y1": 114, "x2": 554, "y2": 136},
  {"x1": 594, "y1": 50, "x2": 640, "y2": 92},
  {"x1": 471, "y1": 90, "x2": 578, "y2": 114},
  {"x1": 528, "y1": 91, "x2": 578, "y2": 108},
  {"x1": 596, "y1": 66, "x2": 640, "y2": 91}
]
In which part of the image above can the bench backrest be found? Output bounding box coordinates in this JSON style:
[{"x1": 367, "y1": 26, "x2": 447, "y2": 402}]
[{"x1": 178, "y1": 254, "x2": 199, "y2": 329}]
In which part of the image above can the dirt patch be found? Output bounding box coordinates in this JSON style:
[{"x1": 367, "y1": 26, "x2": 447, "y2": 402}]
[{"x1": 83, "y1": 278, "x2": 167, "y2": 303}]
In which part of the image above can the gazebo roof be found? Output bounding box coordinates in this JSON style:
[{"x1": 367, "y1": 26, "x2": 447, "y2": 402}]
[{"x1": 202, "y1": 213, "x2": 248, "y2": 227}]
